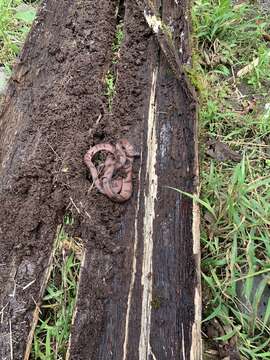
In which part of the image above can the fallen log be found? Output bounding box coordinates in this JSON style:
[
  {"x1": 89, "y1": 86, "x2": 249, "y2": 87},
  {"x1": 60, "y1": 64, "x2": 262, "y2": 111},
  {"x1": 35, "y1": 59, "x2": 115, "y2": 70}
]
[
  {"x1": 0, "y1": 0, "x2": 201, "y2": 359},
  {"x1": 68, "y1": 0, "x2": 201, "y2": 359},
  {"x1": 0, "y1": 1, "x2": 117, "y2": 358}
]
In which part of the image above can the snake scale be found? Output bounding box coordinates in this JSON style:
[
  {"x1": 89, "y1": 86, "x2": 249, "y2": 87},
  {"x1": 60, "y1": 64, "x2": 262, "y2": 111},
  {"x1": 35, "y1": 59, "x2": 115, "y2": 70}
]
[{"x1": 84, "y1": 139, "x2": 138, "y2": 202}]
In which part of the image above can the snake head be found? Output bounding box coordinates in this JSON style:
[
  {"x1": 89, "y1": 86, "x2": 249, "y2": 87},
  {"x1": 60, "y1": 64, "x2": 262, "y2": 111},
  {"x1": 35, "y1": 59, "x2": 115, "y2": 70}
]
[{"x1": 119, "y1": 138, "x2": 140, "y2": 158}]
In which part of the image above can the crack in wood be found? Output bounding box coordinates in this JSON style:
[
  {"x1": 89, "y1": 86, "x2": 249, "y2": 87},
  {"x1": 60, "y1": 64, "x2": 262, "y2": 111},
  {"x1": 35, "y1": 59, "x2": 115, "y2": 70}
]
[
  {"x1": 139, "y1": 65, "x2": 159, "y2": 359},
  {"x1": 122, "y1": 148, "x2": 143, "y2": 359}
]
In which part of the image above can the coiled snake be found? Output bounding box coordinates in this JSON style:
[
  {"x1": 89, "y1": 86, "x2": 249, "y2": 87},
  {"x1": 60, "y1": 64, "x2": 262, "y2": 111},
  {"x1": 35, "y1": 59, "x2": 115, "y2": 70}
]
[{"x1": 84, "y1": 139, "x2": 138, "y2": 202}]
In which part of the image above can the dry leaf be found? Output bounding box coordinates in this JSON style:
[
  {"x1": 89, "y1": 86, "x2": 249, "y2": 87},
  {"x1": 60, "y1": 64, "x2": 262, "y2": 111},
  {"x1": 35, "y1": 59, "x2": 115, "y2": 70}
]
[
  {"x1": 237, "y1": 50, "x2": 270, "y2": 77},
  {"x1": 237, "y1": 98, "x2": 256, "y2": 115},
  {"x1": 237, "y1": 58, "x2": 259, "y2": 77},
  {"x1": 206, "y1": 140, "x2": 242, "y2": 162},
  {"x1": 263, "y1": 33, "x2": 270, "y2": 42}
]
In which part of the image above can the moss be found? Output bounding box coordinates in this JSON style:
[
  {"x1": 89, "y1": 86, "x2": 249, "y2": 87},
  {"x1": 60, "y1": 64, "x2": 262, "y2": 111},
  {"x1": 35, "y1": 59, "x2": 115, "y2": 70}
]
[{"x1": 151, "y1": 295, "x2": 162, "y2": 310}]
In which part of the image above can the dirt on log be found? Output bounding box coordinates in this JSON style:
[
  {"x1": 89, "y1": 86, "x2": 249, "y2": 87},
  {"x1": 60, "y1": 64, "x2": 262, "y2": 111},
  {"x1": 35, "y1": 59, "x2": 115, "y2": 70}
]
[{"x1": 0, "y1": 1, "x2": 201, "y2": 359}]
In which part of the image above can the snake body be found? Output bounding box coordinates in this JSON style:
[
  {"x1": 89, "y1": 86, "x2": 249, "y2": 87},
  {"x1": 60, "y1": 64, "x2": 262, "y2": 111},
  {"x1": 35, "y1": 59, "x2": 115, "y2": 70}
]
[{"x1": 84, "y1": 139, "x2": 137, "y2": 202}]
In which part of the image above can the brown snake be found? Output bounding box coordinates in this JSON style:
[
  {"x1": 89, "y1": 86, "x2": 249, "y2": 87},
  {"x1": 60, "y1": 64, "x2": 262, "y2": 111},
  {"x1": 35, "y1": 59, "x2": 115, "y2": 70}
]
[{"x1": 84, "y1": 139, "x2": 138, "y2": 202}]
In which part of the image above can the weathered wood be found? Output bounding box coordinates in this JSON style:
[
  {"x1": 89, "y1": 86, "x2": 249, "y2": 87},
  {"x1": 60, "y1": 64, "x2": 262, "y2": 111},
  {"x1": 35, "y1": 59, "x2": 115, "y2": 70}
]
[
  {"x1": 0, "y1": 1, "x2": 117, "y2": 359},
  {"x1": 68, "y1": 1, "x2": 201, "y2": 359}
]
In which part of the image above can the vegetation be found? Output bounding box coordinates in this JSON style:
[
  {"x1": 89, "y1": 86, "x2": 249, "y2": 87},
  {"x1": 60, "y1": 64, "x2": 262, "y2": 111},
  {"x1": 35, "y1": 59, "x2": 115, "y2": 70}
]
[
  {"x1": 31, "y1": 217, "x2": 82, "y2": 360},
  {"x1": 105, "y1": 70, "x2": 116, "y2": 112},
  {"x1": 105, "y1": 22, "x2": 124, "y2": 112},
  {"x1": 192, "y1": 0, "x2": 270, "y2": 358},
  {"x1": 0, "y1": 0, "x2": 37, "y2": 72},
  {"x1": 112, "y1": 22, "x2": 124, "y2": 61}
]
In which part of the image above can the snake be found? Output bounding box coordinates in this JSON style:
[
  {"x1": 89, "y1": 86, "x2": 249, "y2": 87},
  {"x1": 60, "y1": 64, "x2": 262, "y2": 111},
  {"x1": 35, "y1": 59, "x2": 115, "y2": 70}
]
[{"x1": 84, "y1": 139, "x2": 138, "y2": 202}]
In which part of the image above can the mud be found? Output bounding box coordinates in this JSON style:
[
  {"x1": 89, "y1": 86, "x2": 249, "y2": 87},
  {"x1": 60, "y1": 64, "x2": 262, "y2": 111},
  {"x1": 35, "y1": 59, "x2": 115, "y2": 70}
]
[{"x1": 0, "y1": 0, "x2": 200, "y2": 359}]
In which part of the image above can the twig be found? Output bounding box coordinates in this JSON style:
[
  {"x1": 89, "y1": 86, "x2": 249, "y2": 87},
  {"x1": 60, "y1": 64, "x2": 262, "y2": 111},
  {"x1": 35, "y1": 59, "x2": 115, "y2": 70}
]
[
  {"x1": 89, "y1": 112, "x2": 104, "y2": 136},
  {"x1": 22, "y1": 279, "x2": 36, "y2": 291},
  {"x1": 84, "y1": 211, "x2": 92, "y2": 221},
  {"x1": 31, "y1": 296, "x2": 42, "y2": 315},
  {"x1": 46, "y1": 140, "x2": 62, "y2": 160},
  {"x1": 69, "y1": 197, "x2": 81, "y2": 214}
]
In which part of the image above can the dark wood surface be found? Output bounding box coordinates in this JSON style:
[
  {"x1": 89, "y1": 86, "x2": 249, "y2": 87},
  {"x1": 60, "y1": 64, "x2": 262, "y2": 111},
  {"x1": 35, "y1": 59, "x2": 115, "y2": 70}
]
[
  {"x1": 69, "y1": 1, "x2": 201, "y2": 359},
  {"x1": 0, "y1": 1, "x2": 117, "y2": 358},
  {"x1": 0, "y1": 1, "x2": 201, "y2": 359}
]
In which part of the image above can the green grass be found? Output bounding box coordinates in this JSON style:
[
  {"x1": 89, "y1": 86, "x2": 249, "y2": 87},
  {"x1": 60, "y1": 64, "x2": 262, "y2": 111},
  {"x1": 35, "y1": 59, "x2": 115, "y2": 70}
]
[
  {"x1": 31, "y1": 217, "x2": 82, "y2": 360},
  {"x1": 112, "y1": 22, "x2": 124, "y2": 62},
  {"x1": 192, "y1": 0, "x2": 270, "y2": 358},
  {"x1": 0, "y1": 0, "x2": 38, "y2": 94},
  {"x1": 104, "y1": 21, "x2": 124, "y2": 112},
  {"x1": 0, "y1": 0, "x2": 37, "y2": 68},
  {"x1": 105, "y1": 70, "x2": 116, "y2": 112}
]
